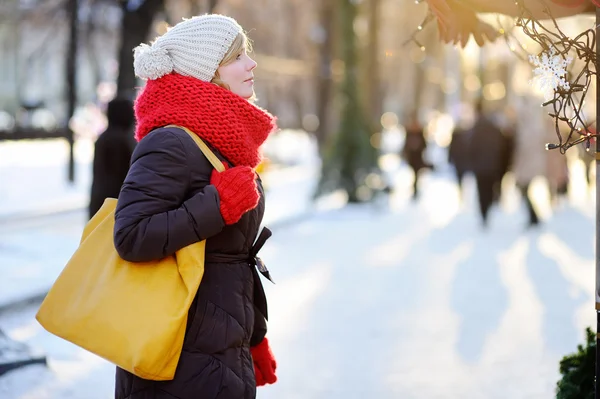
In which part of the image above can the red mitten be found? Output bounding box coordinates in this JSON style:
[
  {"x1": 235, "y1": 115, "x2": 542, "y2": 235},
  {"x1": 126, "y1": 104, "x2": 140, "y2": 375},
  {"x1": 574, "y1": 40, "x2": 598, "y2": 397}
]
[
  {"x1": 210, "y1": 166, "x2": 259, "y2": 225},
  {"x1": 250, "y1": 337, "x2": 277, "y2": 386}
]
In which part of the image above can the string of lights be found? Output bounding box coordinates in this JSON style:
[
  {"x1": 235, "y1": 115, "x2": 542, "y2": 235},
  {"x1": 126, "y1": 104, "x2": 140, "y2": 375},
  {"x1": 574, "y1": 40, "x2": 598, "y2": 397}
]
[
  {"x1": 515, "y1": 0, "x2": 596, "y2": 153},
  {"x1": 405, "y1": 0, "x2": 597, "y2": 154},
  {"x1": 401, "y1": 0, "x2": 434, "y2": 50}
]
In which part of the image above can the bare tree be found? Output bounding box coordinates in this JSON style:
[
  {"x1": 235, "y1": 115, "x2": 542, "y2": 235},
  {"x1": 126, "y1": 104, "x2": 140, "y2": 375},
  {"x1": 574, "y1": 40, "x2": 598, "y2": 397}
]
[
  {"x1": 317, "y1": 0, "x2": 378, "y2": 203},
  {"x1": 84, "y1": 1, "x2": 105, "y2": 93},
  {"x1": 207, "y1": 0, "x2": 218, "y2": 12},
  {"x1": 363, "y1": 0, "x2": 382, "y2": 129},
  {"x1": 314, "y1": 0, "x2": 335, "y2": 153},
  {"x1": 116, "y1": 0, "x2": 164, "y2": 99},
  {"x1": 66, "y1": 0, "x2": 78, "y2": 181}
]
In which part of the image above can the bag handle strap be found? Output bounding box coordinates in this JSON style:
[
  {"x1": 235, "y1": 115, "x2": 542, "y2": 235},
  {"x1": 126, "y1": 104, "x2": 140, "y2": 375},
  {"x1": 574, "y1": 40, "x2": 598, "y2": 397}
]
[{"x1": 165, "y1": 125, "x2": 226, "y2": 173}]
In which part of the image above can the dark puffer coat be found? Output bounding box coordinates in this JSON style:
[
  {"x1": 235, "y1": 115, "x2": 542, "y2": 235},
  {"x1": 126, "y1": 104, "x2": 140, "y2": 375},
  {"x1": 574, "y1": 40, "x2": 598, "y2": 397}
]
[{"x1": 113, "y1": 126, "x2": 266, "y2": 399}]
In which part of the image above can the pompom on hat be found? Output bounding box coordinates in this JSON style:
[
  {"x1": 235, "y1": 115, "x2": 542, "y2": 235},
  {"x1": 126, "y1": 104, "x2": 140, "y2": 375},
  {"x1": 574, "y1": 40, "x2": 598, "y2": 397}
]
[{"x1": 133, "y1": 14, "x2": 243, "y2": 82}]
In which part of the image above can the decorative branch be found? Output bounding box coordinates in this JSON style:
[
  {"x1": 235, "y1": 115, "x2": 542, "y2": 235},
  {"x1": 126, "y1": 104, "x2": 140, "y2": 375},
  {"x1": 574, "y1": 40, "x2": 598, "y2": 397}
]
[
  {"x1": 503, "y1": 0, "x2": 596, "y2": 153},
  {"x1": 406, "y1": 0, "x2": 596, "y2": 153}
]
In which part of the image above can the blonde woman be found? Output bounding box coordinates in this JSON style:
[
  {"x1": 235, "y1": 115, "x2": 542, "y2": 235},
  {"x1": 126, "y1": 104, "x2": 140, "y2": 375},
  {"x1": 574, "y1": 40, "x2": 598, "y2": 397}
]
[{"x1": 113, "y1": 14, "x2": 277, "y2": 399}]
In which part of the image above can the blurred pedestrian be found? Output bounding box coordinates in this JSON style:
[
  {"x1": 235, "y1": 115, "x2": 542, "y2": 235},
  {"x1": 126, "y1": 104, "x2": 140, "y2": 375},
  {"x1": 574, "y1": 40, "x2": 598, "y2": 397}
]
[
  {"x1": 576, "y1": 125, "x2": 595, "y2": 189},
  {"x1": 468, "y1": 101, "x2": 505, "y2": 227},
  {"x1": 494, "y1": 106, "x2": 517, "y2": 204},
  {"x1": 498, "y1": 105, "x2": 517, "y2": 193},
  {"x1": 513, "y1": 97, "x2": 548, "y2": 228},
  {"x1": 401, "y1": 110, "x2": 431, "y2": 200},
  {"x1": 448, "y1": 114, "x2": 472, "y2": 199},
  {"x1": 547, "y1": 147, "x2": 569, "y2": 206},
  {"x1": 88, "y1": 98, "x2": 136, "y2": 219},
  {"x1": 546, "y1": 120, "x2": 570, "y2": 207},
  {"x1": 113, "y1": 14, "x2": 278, "y2": 398}
]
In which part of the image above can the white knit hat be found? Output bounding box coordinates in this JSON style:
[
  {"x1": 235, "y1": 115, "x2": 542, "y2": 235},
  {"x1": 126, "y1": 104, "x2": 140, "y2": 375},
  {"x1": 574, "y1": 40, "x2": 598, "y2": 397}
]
[{"x1": 133, "y1": 14, "x2": 243, "y2": 82}]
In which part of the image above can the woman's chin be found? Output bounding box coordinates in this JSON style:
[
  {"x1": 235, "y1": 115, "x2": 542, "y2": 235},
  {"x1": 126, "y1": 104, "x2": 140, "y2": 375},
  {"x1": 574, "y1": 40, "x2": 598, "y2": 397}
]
[{"x1": 241, "y1": 91, "x2": 255, "y2": 101}]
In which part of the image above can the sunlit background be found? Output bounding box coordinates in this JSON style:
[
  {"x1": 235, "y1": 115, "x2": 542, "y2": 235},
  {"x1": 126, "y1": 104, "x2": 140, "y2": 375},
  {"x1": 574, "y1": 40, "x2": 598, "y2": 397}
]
[{"x1": 0, "y1": 0, "x2": 596, "y2": 398}]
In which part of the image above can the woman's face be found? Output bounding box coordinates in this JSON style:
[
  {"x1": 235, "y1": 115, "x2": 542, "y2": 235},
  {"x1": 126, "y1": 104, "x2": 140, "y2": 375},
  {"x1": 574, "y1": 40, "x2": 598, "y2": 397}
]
[{"x1": 216, "y1": 49, "x2": 257, "y2": 100}]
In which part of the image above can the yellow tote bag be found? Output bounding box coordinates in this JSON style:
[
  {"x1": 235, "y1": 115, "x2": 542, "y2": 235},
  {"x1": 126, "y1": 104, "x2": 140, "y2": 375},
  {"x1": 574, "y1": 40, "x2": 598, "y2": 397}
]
[{"x1": 36, "y1": 126, "x2": 225, "y2": 381}]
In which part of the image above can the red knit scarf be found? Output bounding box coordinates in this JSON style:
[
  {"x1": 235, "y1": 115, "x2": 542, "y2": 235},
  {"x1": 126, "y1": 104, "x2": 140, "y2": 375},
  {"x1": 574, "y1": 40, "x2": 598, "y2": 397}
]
[{"x1": 134, "y1": 73, "x2": 277, "y2": 168}]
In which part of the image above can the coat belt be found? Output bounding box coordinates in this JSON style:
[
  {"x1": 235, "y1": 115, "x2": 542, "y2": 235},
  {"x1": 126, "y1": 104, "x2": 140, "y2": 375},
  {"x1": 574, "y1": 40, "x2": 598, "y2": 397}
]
[{"x1": 204, "y1": 227, "x2": 274, "y2": 322}]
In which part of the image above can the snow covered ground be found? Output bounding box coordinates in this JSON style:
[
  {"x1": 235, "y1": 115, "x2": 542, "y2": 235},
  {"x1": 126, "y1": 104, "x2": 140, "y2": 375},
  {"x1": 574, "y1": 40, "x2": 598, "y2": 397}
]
[{"x1": 0, "y1": 157, "x2": 595, "y2": 398}]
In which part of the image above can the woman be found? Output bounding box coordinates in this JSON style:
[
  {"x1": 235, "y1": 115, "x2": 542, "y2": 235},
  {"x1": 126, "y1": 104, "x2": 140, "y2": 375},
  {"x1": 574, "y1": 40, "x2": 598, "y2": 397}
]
[{"x1": 113, "y1": 14, "x2": 277, "y2": 399}]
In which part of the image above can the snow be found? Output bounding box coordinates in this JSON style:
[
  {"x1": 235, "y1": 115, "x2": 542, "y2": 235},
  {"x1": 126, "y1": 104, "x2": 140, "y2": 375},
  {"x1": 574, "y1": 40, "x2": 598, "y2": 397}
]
[
  {"x1": 0, "y1": 139, "x2": 92, "y2": 220},
  {"x1": 0, "y1": 132, "x2": 596, "y2": 398}
]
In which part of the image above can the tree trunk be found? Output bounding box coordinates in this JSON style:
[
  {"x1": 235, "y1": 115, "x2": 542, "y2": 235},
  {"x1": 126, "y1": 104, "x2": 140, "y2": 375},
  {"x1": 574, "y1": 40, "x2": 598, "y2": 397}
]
[
  {"x1": 207, "y1": 0, "x2": 219, "y2": 13},
  {"x1": 116, "y1": 0, "x2": 164, "y2": 99},
  {"x1": 66, "y1": 0, "x2": 78, "y2": 182},
  {"x1": 85, "y1": 14, "x2": 103, "y2": 96},
  {"x1": 317, "y1": 0, "x2": 378, "y2": 203},
  {"x1": 314, "y1": 0, "x2": 335, "y2": 155},
  {"x1": 363, "y1": 0, "x2": 382, "y2": 130},
  {"x1": 292, "y1": 82, "x2": 304, "y2": 129}
]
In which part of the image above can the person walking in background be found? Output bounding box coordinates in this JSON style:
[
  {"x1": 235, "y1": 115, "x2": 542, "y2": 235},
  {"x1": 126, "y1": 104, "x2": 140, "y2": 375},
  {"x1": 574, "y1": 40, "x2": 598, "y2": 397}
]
[
  {"x1": 547, "y1": 143, "x2": 569, "y2": 207},
  {"x1": 88, "y1": 98, "x2": 136, "y2": 219},
  {"x1": 112, "y1": 14, "x2": 278, "y2": 398},
  {"x1": 401, "y1": 110, "x2": 430, "y2": 200},
  {"x1": 496, "y1": 106, "x2": 517, "y2": 203},
  {"x1": 513, "y1": 96, "x2": 548, "y2": 228},
  {"x1": 468, "y1": 100, "x2": 505, "y2": 227},
  {"x1": 576, "y1": 125, "x2": 595, "y2": 191},
  {"x1": 544, "y1": 119, "x2": 570, "y2": 207},
  {"x1": 448, "y1": 112, "x2": 473, "y2": 200}
]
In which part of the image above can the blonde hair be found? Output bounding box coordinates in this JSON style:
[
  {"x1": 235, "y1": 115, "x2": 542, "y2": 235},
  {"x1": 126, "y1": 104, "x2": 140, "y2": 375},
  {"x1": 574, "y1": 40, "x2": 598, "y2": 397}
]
[{"x1": 211, "y1": 32, "x2": 253, "y2": 90}]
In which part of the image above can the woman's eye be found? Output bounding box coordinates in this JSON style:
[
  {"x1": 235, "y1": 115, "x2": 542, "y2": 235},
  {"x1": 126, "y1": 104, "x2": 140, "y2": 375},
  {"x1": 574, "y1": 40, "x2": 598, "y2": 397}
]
[{"x1": 236, "y1": 53, "x2": 242, "y2": 60}]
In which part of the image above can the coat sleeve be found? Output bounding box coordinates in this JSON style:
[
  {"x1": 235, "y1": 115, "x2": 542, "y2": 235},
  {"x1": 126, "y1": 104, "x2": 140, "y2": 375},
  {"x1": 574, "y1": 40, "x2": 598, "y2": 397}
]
[{"x1": 113, "y1": 130, "x2": 225, "y2": 262}]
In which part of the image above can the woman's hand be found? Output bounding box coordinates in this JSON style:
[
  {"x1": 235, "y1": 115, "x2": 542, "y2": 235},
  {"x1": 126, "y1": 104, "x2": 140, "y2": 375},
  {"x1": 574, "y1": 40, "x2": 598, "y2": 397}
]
[
  {"x1": 210, "y1": 166, "x2": 260, "y2": 225},
  {"x1": 250, "y1": 337, "x2": 277, "y2": 386}
]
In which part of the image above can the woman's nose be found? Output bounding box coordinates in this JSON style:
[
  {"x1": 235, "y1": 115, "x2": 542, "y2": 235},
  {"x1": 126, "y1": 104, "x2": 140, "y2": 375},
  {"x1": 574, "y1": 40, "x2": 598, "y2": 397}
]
[{"x1": 248, "y1": 57, "x2": 257, "y2": 71}]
